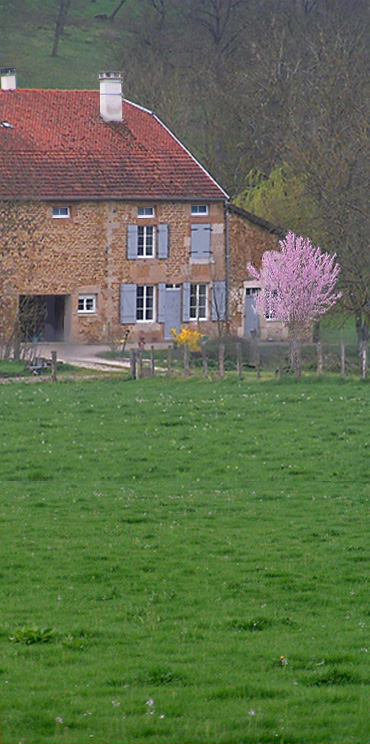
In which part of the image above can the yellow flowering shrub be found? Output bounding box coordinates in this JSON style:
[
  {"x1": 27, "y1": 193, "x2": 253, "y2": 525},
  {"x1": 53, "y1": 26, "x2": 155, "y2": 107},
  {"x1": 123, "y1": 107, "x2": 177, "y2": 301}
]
[{"x1": 171, "y1": 328, "x2": 205, "y2": 352}]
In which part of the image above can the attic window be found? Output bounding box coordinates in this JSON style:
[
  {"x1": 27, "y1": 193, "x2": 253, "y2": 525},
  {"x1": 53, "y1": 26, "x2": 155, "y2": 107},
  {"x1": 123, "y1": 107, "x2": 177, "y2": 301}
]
[
  {"x1": 0, "y1": 121, "x2": 13, "y2": 129},
  {"x1": 138, "y1": 207, "x2": 155, "y2": 218},
  {"x1": 52, "y1": 206, "x2": 70, "y2": 219},
  {"x1": 191, "y1": 204, "x2": 209, "y2": 216}
]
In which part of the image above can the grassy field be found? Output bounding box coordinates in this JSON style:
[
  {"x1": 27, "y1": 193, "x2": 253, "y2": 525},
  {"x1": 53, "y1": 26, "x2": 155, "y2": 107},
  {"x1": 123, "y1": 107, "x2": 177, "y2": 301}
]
[
  {"x1": 1, "y1": 375, "x2": 370, "y2": 743},
  {"x1": 0, "y1": 0, "x2": 128, "y2": 90}
]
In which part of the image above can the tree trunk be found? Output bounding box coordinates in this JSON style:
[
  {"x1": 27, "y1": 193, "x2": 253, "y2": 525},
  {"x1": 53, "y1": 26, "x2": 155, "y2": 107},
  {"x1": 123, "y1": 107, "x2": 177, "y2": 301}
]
[
  {"x1": 108, "y1": 0, "x2": 127, "y2": 22},
  {"x1": 290, "y1": 336, "x2": 302, "y2": 379},
  {"x1": 316, "y1": 341, "x2": 323, "y2": 376},
  {"x1": 356, "y1": 314, "x2": 369, "y2": 350},
  {"x1": 51, "y1": 0, "x2": 72, "y2": 57}
]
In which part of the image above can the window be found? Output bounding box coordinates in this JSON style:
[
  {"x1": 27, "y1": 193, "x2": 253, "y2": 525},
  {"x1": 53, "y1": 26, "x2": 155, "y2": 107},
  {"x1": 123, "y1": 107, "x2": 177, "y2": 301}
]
[
  {"x1": 265, "y1": 289, "x2": 278, "y2": 320},
  {"x1": 127, "y1": 224, "x2": 168, "y2": 259},
  {"x1": 78, "y1": 294, "x2": 97, "y2": 314},
  {"x1": 137, "y1": 225, "x2": 155, "y2": 257},
  {"x1": 138, "y1": 207, "x2": 155, "y2": 218},
  {"x1": 52, "y1": 206, "x2": 70, "y2": 219},
  {"x1": 137, "y1": 285, "x2": 154, "y2": 321},
  {"x1": 191, "y1": 204, "x2": 209, "y2": 216},
  {"x1": 190, "y1": 284, "x2": 208, "y2": 320}
]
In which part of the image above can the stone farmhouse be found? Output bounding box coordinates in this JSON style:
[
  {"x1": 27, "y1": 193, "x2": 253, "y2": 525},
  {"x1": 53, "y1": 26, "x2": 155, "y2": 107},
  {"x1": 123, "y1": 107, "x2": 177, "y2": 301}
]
[{"x1": 0, "y1": 67, "x2": 285, "y2": 345}]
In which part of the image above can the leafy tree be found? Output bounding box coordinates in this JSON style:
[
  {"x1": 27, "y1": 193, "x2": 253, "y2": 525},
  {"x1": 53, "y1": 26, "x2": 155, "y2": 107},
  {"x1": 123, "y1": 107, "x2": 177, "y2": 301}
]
[
  {"x1": 234, "y1": 165, "x2": 319, "y2": 239},
  {"x1": 247, "y1": 232, "x2": 341, "y2": 376}
]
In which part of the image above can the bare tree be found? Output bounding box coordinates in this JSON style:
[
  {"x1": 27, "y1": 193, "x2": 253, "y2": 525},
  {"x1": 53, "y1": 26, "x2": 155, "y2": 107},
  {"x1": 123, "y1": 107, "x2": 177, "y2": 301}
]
[{"x1": 51, "y1": 0, "x2": 72, "y2": 57}]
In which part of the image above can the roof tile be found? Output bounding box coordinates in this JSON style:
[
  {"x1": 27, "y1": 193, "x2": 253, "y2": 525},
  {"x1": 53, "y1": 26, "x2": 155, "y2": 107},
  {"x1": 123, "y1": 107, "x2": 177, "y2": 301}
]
[{"x1": 0, "y1": 89, "x2": 227, "y2": 200}]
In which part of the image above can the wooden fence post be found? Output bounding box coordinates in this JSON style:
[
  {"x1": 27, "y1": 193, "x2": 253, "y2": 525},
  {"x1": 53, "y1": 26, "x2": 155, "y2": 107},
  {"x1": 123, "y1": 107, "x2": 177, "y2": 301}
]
[
  {"x1": 219, "y1": 342, "x2": 225, "y2": 379},
  {"x1": 137, "y1": 349, "x2": 143, "y2": 380},
  {"x1": 130, "y1": 349, "x2": 136, "y2": 378},
  {"x1": 51, "y1": 350, "x2": 57, "y2": 383},
  {"x1": 183, "y1": 345, "x2": 190, "y2": 376},
  {"x1": 340, "y1": 339, "x2": 345, "y2": 378},
  {"x1": 361, "y1": 342, "x2": 368, "y2": 380},
  {"x1": 202, "y1": 344, "x2": 208, "y2": 378},
  {"x1": 150, "y1": 345, "x2": 155, "y2": 377},
  {"x1": 236, "y1": 343, "x2": 242, "y2": 378}
]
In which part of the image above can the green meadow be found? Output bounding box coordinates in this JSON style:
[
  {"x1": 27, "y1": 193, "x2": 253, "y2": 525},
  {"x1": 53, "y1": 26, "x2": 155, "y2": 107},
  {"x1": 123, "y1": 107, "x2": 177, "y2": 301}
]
[{"x1": 1, "y1": 376, "x2": 370, "y2": 743}]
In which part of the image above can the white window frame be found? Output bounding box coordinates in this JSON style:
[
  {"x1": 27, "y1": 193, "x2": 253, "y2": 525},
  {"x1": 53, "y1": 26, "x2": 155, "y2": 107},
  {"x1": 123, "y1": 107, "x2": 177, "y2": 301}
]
[
  {"x1": 136, "y1": 285, "x2": 155, "y2": 322},
  {"x1": 52, "y1": 206, "x2": 70, "y2": 219},
  {"x1": 78, "y1": 294, "x2": 97, "y2": 314},
  {"x1": 190, "y1": 283, "x2": 208, "y2": 320},
  {"x1": 137, "y1": 225, "x2": 155, "y2": 258},
  {"x1": 191, "y1": 204, "x2": 209, "y2": 216},
  {"x1": 138, "y1": 206, "x2": 155, "y2": 218}
]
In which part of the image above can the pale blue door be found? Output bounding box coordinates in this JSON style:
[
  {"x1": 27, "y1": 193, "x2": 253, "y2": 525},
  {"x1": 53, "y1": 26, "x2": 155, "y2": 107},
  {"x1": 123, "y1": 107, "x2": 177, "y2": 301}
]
[
  {"x1": 244, "y1": 288, "x2": 260, "y2": 337},
  {"x1": 164, "y1": 287, "x2": 181, "y2": 340}
]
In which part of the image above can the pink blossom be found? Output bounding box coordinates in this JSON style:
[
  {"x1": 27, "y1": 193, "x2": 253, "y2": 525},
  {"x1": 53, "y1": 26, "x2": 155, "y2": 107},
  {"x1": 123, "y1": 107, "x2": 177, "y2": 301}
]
[{"x1": 247, "y1": 231, "x2": 341, "y2": 328}]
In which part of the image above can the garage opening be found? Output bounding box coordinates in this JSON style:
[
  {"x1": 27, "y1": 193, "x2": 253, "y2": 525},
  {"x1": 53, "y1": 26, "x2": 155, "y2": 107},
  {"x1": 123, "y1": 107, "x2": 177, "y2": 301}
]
[{"x1": 19, "y1": 295, "x2": 69, "y2": 342}]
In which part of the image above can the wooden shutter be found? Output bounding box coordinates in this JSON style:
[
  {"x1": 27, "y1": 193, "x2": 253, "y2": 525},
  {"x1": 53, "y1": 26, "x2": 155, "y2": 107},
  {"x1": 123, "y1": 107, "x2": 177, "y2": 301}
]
[
  {"x1": 157, "y1": 224, "x2": 169, "y2": 259},
  {"x1": 120, "y1": 283, "x2": 137, "y2": 323},
  {"x1": 190, "y1": 223, "x2": 211, "y2": 259},
  {"x1": 212, "y1": 280, "x2": 227, "y2": 321},
  {"x1": 158, "y1": 282, "x2": 166, "y2": 323},
  {"x1": 127, "y1": 225, "x2": 138, "y2": 259},
  {"x1": 182, "y1": 282, "x2": 191, "y2": 322}
]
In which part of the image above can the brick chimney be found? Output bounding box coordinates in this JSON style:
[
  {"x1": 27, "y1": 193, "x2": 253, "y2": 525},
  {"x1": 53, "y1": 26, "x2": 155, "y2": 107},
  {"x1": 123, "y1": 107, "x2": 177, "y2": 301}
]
[
  {"x1": 99, "y1": 71, "x2": 123, "y2": 122},
  {"x1": 1, "y1": 67, "x2": 17, "y2": 90}
]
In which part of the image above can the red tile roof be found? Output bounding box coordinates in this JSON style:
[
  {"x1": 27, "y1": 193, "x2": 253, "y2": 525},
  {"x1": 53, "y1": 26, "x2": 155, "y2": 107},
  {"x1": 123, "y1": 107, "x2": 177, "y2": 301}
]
[{"x1": 0, "y1": 89, "x2": 227, "y2": 201}]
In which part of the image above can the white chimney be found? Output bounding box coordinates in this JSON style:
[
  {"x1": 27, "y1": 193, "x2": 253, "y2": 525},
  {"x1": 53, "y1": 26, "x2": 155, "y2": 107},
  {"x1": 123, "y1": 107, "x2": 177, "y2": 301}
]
[
  {"x1": 1, "y1": 67, "x2": 17, "y2": 90},
  {"x1": 99, "y1": 71, "x2": 123, "y2": 122}
]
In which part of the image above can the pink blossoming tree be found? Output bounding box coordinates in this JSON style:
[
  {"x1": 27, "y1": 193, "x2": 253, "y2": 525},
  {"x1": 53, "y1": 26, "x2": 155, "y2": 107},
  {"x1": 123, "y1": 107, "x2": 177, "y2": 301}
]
[{"x1": 247, "y1": 232, "x2": 341, "y2": 376}]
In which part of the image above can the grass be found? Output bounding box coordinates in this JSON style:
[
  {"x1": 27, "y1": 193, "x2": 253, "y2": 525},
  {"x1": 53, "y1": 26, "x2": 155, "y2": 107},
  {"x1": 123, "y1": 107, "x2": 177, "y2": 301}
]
[
  {"x1": 1, "y1": 375, "x2": 370, "y2": 742},
  {"x1": 0, "y1": 0, "x2": 128, "y2": 90},
  {"x1": 0, "y1": 360, "x2": 88, "y2": 379}
]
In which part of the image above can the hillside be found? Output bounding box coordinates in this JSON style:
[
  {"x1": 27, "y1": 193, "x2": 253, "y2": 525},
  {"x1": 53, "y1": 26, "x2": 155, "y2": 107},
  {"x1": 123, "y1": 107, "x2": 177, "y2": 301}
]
[{"x1": 0, "y1": 0, "x2": 128, "y2": 90}]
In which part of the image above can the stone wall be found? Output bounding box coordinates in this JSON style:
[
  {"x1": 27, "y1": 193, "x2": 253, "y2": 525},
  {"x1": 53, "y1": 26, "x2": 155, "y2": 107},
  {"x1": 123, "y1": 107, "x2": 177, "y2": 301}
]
[
  {"x1": 228, "y1": 207, "x2": 288, "y2": 340},
  {"x1": 0, "y1": 199, "x2": 226, "y2": 343}
]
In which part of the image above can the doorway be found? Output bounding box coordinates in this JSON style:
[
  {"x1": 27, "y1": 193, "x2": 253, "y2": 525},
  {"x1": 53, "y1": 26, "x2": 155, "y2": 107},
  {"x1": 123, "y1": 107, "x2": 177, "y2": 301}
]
[
  {"x1": 244, "y1": 287, "x2": 260, "y2": 337},
  {"x1": 164, "y1": 286, "x2": 181, "y2": 340},
  {"x1": 19, "y1": 295, "x2": 69, "y2": 341}
]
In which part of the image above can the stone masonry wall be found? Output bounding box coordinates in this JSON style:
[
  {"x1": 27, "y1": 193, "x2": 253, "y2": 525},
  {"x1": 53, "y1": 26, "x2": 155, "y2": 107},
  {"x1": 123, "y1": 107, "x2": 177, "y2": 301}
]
[
  {"x1": 228, "y1": 210, "x2": 288, "y2": 340},
  {"x1": 0, "y1": 199, "x2": 226, "y2": 344}
]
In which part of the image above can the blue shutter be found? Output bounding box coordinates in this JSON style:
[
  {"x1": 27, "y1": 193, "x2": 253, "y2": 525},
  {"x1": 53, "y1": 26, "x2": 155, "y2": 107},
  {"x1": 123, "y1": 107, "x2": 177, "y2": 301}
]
[
  {"x1": 127, "y1": 225, "x2": 138, "y2": 259},
  {"x1": 212, "y1": 280, "x2": 227, "y2": 321},
  {"x1": 157, "y1": 224, "x2": 169, "y2": 259},
  {"x1": 191, "y1": 223, "x2": 211, "y2": 258},
  {"x1": 158, "y1": 282, "x2": 166, "y2": 322},
  {"x1": 120, "y1": 283, "x2": 137, "y2": 323},
  {"x1": 182, "y1": 282, "x2": 190, "y2": 322}
]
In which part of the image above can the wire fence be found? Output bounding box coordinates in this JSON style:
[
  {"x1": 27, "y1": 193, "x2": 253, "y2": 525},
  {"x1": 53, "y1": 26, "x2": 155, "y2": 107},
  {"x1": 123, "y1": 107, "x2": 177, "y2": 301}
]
[{"x1": 128, "y1": 336, "x2": 368, "y2": 380}]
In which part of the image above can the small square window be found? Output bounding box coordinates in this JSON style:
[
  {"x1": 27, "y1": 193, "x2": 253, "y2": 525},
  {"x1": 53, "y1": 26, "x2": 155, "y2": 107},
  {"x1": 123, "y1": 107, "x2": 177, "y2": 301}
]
[
  {"x1": 138, "y1": 207, "x2": 155, "y2": 218},
  {"x1": 191, "y1": 204, "x2": 209, "y2": 216},
  {"x1": 52, "y1": 206, "x2": 70, "y2": 218},
  {"x1": 78, "y1": 294, "x2": 97, "y2": 314}
]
